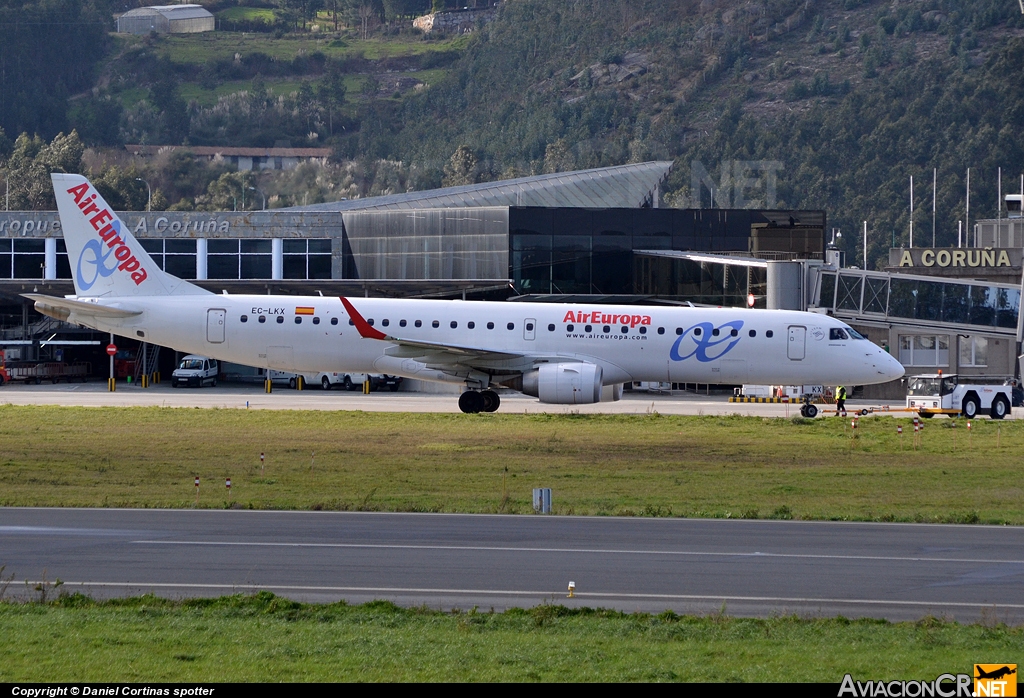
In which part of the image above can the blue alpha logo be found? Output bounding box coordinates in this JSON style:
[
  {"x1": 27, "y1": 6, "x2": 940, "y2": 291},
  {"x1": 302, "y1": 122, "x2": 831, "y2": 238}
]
[
  {"x1": 669, "y1": 320, "x2": 744, "y2": 362},
  {"x1": 76, "y1": 234, "x2": 121, "y2": 292}
]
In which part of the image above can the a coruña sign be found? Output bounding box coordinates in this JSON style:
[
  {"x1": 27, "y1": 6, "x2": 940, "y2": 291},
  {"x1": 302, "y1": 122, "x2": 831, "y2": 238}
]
[{"x1": 889, "y1": 247, "x2": 1020, "y2": 269}]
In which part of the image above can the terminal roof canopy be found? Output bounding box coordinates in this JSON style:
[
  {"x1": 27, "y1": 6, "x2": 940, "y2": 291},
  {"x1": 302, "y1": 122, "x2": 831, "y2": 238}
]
[{"x1": 288, "y1": 161, "x2": 674, "y2": 212}]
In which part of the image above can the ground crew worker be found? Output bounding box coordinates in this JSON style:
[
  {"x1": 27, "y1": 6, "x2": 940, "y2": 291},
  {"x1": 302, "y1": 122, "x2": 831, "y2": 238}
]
[{"x1": 836, "y1": 385, "x2": 847, "y2": 416}]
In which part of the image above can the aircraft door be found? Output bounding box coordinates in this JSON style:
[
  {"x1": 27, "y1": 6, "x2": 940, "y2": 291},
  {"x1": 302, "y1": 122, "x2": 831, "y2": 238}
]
[
  {"x1": 207, "y1": 308, "x2": 226, "y2": 343},
  {"x1": 524, "y1": 318, "x2": 536, "y2": 341},
  {"x1": 787, "y1": 325, "x2": 806, "y2": 360}
]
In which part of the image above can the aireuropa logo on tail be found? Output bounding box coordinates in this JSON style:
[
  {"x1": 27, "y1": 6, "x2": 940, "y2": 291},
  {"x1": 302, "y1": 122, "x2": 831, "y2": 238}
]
[{"x1": 66, "y1": 183, "x2": 148, "y2": 290}]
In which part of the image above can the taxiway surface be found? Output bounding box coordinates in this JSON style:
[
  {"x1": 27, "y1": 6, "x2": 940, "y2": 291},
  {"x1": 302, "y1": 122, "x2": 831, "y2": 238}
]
[
  {"x1": 2, "y1": 508, "x2": 1022, "y2": 622},
  {"x1": 0, "y1": 381, "x2": 976, "y2": 418}
]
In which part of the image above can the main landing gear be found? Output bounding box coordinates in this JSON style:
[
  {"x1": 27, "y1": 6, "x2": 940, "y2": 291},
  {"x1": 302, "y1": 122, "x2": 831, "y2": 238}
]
[{"x1": 458, "y1": 390, "x2": 501, "y2": 414}]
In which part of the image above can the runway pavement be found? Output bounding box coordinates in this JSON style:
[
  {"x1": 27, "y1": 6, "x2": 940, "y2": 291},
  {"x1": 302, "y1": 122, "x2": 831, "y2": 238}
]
[
  {"x1": 0, "y1": 380, "x2": 993, "y2": 418},
  {"x1": 2, "y1": 508, "x2": 1023, "y2": 623}
]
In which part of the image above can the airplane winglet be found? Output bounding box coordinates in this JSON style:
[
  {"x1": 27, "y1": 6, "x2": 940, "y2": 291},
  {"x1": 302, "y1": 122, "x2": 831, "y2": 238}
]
[{"x1": 339, "y1": 297, "x2": 388, "y2": 340}]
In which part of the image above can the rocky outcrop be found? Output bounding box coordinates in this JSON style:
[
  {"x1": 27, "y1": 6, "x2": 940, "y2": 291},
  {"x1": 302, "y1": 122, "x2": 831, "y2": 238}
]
[{"x1": 414, "y1": 5, "x2": 499, "y2": 34}]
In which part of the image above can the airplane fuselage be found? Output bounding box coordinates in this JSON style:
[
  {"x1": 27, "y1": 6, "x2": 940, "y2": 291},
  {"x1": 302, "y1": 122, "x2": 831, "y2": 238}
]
[{"x1": 65, "y1": 295, "x2": 902, "y2": 388}]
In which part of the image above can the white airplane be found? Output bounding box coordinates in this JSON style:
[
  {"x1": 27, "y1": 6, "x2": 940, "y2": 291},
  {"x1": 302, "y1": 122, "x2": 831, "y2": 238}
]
[{"x1": 26, "y1": 173, "x2": 903, "y2": 414}]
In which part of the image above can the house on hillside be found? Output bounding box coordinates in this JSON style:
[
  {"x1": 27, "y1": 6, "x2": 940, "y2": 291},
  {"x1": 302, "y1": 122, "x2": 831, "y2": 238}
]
[
  {"x1": 117, "y1": 5, "x2": 215, "y2": 34},
  {"x1": 125, "y1": 145, "x2": 332, "y2": 171}
]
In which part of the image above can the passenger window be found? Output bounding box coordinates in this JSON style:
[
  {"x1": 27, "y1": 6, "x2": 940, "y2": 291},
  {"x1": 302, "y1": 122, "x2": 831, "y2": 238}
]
[
  {"x1": 694, "y1": 328, "x2": 702, "y2": 336},
  {"x1": 331, "y1": 317, "x2": 338, "y2": 326},
  {"x1": 313, "y1": 317, "x2": 320, "y2": 325},
  {"x1": 507, "y1": 322, "x2": 514, "y2": 330},
  {"x1": 294, "y1": 317, "x2": 302, "y2": 324},
  {"x1": 603, "y1": 325, "x2": 610, "y2": 333},
  {"x1": 399, "y1": 319, "x2": 407, "y2": 327},
  {"x1": 526, "y1": 322, "x2": 534, "y2": 331},
  {"x1": 748, "y1": 329, "x2": 756, "y2": 337},
  {"x1": 276, "y1": 316, "x2": 284, "y2": 324},
  {"x1": 367, "y1": 319, "x2": 374, "y2": 326},
  {"x1": 547, "y1": 323, "x2": 555, "y2": 331},
  {"x1": 432, "y1": 320, "x2": 439, "y2": 328},
  {"x1": 620, "y1": 325, "x2": 627, "y2": 333},
  {"x1": 585, "y1": 325, "x2": 592, "y2": 332},
  {"x1": 567, "y1": 324, "x2": 574, "y2": 332},
  {"x1": 450, "y1": 321, "x2": 458, "y2": 329},
  {"x1": 240, "y1": 315, "x2": 248, "y2": 323},
  {"x1": 382, "y1": 319, "x2": 389, "y2": 327},
  {"x1": 639, "y1": 326, "x2": 647, "y2": 335},
  {"x1": 766, "y1": 330, "x2": 774, "y2": 338},
  {"x1": 259, "y1": 316, "x2": 266, "y2": 323},
  {"x1": 415, "y1": 320, "x2": 422, "y2": 328},
  {"x1": 487, "y1": 322, "x2": 494, "y2": 329},
  {"x1": 675, "y1": 327, "x2": 683, "y2": 335},
  {"x1": 468, "y1": 321, "x2": 475, "y2": 329},
  {"x1": 730, "y1": 329, "x2": 738, "y2": 337},
  {"x1": 348, "y1": 319, "x2": 355, "y2": 326},
  {"x1": 712, "y1": 328, "x2": 719, "y2": 336},
  {"x1": 657, "y1": 327, "x2": 664, "y2": 335}
]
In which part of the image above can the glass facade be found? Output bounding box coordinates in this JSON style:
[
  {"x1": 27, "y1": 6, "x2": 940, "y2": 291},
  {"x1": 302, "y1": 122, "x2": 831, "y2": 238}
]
[
  {"x1": 817, "y1": 270, "x2": 1021, "y2": 330},
  {"x1": 283, "y1": 239, "x2": 332, "y2": 280},
  {"x1": 139, "y1": 239, "x2": 198, "y2": 279},
  {"x1": 507, "y1": 207, "x2": 821, "y2": 295},
  {"x1": 633, "y1": 255, "x2": 768, "y2": 307}
]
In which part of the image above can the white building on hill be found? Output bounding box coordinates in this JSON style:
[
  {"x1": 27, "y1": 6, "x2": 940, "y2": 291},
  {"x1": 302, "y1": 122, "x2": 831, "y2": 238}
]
[{"x1": 117, "y1": 5, "x2": 215, "y2": 34}]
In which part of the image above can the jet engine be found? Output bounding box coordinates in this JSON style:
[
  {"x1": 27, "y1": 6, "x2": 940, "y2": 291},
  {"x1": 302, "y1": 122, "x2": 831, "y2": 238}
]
[{"x1": 521, "y1": 362, "x2": 603, "y2": 404}]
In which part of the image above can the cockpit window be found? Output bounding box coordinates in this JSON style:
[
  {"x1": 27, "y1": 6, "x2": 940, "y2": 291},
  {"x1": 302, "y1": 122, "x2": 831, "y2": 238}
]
[
  {"x1": 829, "y1": 328, "x2": 849, "y2": 340},
  {"x1": 846, "y1": 327, "x2": 866, "y2": 340}
]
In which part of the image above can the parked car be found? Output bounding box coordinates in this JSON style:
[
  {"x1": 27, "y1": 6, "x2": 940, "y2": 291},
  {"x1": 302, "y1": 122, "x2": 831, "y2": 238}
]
[
  {"x1": 302, "y1": 372, "x2": 403, "y2": 392},
  {"x1": 172, "y1": 355, "x2": 219, "y2": 388}
]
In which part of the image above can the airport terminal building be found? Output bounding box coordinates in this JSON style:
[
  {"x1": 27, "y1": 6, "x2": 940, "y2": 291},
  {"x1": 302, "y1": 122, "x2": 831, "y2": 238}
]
[{"x1": 1, "y1": 161, "x2": 1021, "y2": 397}]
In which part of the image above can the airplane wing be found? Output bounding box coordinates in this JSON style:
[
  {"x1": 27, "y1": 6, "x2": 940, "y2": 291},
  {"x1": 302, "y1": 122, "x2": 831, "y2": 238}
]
[
  {"x1": 339, "y1": 296, "x2": 539, "y2": 370},
  {"x1": 22, "y1": 293, "x2": 143, "y2": 319}
]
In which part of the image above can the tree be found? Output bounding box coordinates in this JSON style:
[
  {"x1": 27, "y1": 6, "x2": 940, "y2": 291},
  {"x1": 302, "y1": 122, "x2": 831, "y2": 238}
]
[
  {"x1": 543, "y1": 139, "x2": 574, "y2": 174},
  {"x1": 1, "y1": 130, "x2": 84, "y2": 210},
  {"x1": 443, "y1": 145, "x2": 477, "y2": 186},
  {"x1": 317, "y1": 66, "x2": 347, "y2": 137}
]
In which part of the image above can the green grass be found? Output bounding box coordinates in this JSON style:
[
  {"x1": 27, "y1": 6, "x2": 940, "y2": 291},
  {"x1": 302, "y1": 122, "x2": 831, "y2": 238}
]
[
  {"x1": 0, "y1": 592, "x2": 1017, "y2": 681},
  {"x1": 156, "y1": 32, "x2": 469, "y2": 65},
  {"x1": 0, "y1": 406, "x2": 1020, "y2": 522},
  {"x1": 215, "y1": 7, "x2": 279, "y2": 23}
]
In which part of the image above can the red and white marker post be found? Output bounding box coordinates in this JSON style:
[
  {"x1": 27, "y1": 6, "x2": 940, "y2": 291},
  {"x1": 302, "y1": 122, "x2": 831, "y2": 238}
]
[{"x1": 194, "y1": 476, "x2": 199, "y2": 506}]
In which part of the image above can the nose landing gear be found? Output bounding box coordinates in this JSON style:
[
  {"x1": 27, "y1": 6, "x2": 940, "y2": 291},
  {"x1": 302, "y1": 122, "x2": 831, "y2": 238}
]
[
  {"x1": 458, "y1": 389, "x2": 501, "y2": 414},
  {"x1": 799, "y1": 396, "x2": 818, "y2": 418}
]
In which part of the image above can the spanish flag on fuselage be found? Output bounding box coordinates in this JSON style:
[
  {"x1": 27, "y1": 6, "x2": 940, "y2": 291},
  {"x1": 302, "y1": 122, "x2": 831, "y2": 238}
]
[{"x1": 295, "y1": 306, "x2": 315, "y2": 315}]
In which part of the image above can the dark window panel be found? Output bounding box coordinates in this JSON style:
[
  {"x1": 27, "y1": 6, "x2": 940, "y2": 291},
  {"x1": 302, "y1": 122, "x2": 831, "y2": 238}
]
[
  {"x1": 13, "y1": 253, "x2": 44, "y2": 278},
  {"x1": 0, "y1": 254, "x2": 11, "y2": 278},
  {"x1": 308, "y1": 255, "x2": 332, "y2": 279},
  {"x1": 283, "y1": 256, "x2": 307, "y2": 279},
  {"x1": 283, "y1": 240, "x2": 307, "y2": 254},
  {"x1": 56, "y1": 254, "x2": 71, "y2": 279},
  {"x1": 165, "y1": 255, "x2": 196, "y2": 278},
  {"x1": 207, "y1": 255, "x2": 239, "y2": 279},
  {"x1": 13, "y1": 239, "x2": 45, "y2": 253},
  {"x1": 208, "y1": 239, "x2": 238, "y2": 254},
  {"x1": 241, "y1": 255, "x2": 272, "y2": 279},
  {"x1": 307, "y1": 239, "x2": 332, "y2": 253},
  {"x1": 164, "y1": 239, "x2": 196, "y2": 254},
  {"x1": 241, "y1": 239, "x2": 272, "y2": 254},
  {"x1": 139, "y1": 239, "x2": 163, "y2": 254}
]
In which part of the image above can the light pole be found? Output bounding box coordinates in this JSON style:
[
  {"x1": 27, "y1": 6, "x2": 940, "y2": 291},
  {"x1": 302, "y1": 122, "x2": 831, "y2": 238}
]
[
  {"x1": 135, "y1": 177, "x2": 151, "y2": 212},
  {"x1": 249, "y1": 186, "x2": 265, "y2": 211}
]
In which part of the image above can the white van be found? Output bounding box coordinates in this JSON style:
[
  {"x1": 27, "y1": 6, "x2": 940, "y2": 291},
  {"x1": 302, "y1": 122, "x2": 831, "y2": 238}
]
[{"x1": 172, "y1": 355, "x2": 219, "y2": 388}]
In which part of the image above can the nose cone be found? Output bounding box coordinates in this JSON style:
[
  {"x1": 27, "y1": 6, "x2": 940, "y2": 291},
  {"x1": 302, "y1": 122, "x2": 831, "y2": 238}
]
[{"x1": 882, "y1": 351, "x2": 904, "y2": 381}]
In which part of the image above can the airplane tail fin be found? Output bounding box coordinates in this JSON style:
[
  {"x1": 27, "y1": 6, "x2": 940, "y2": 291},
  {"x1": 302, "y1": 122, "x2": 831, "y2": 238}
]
[{"x1": 52, "y1": 173, "x2": 209, "y2": 297}]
